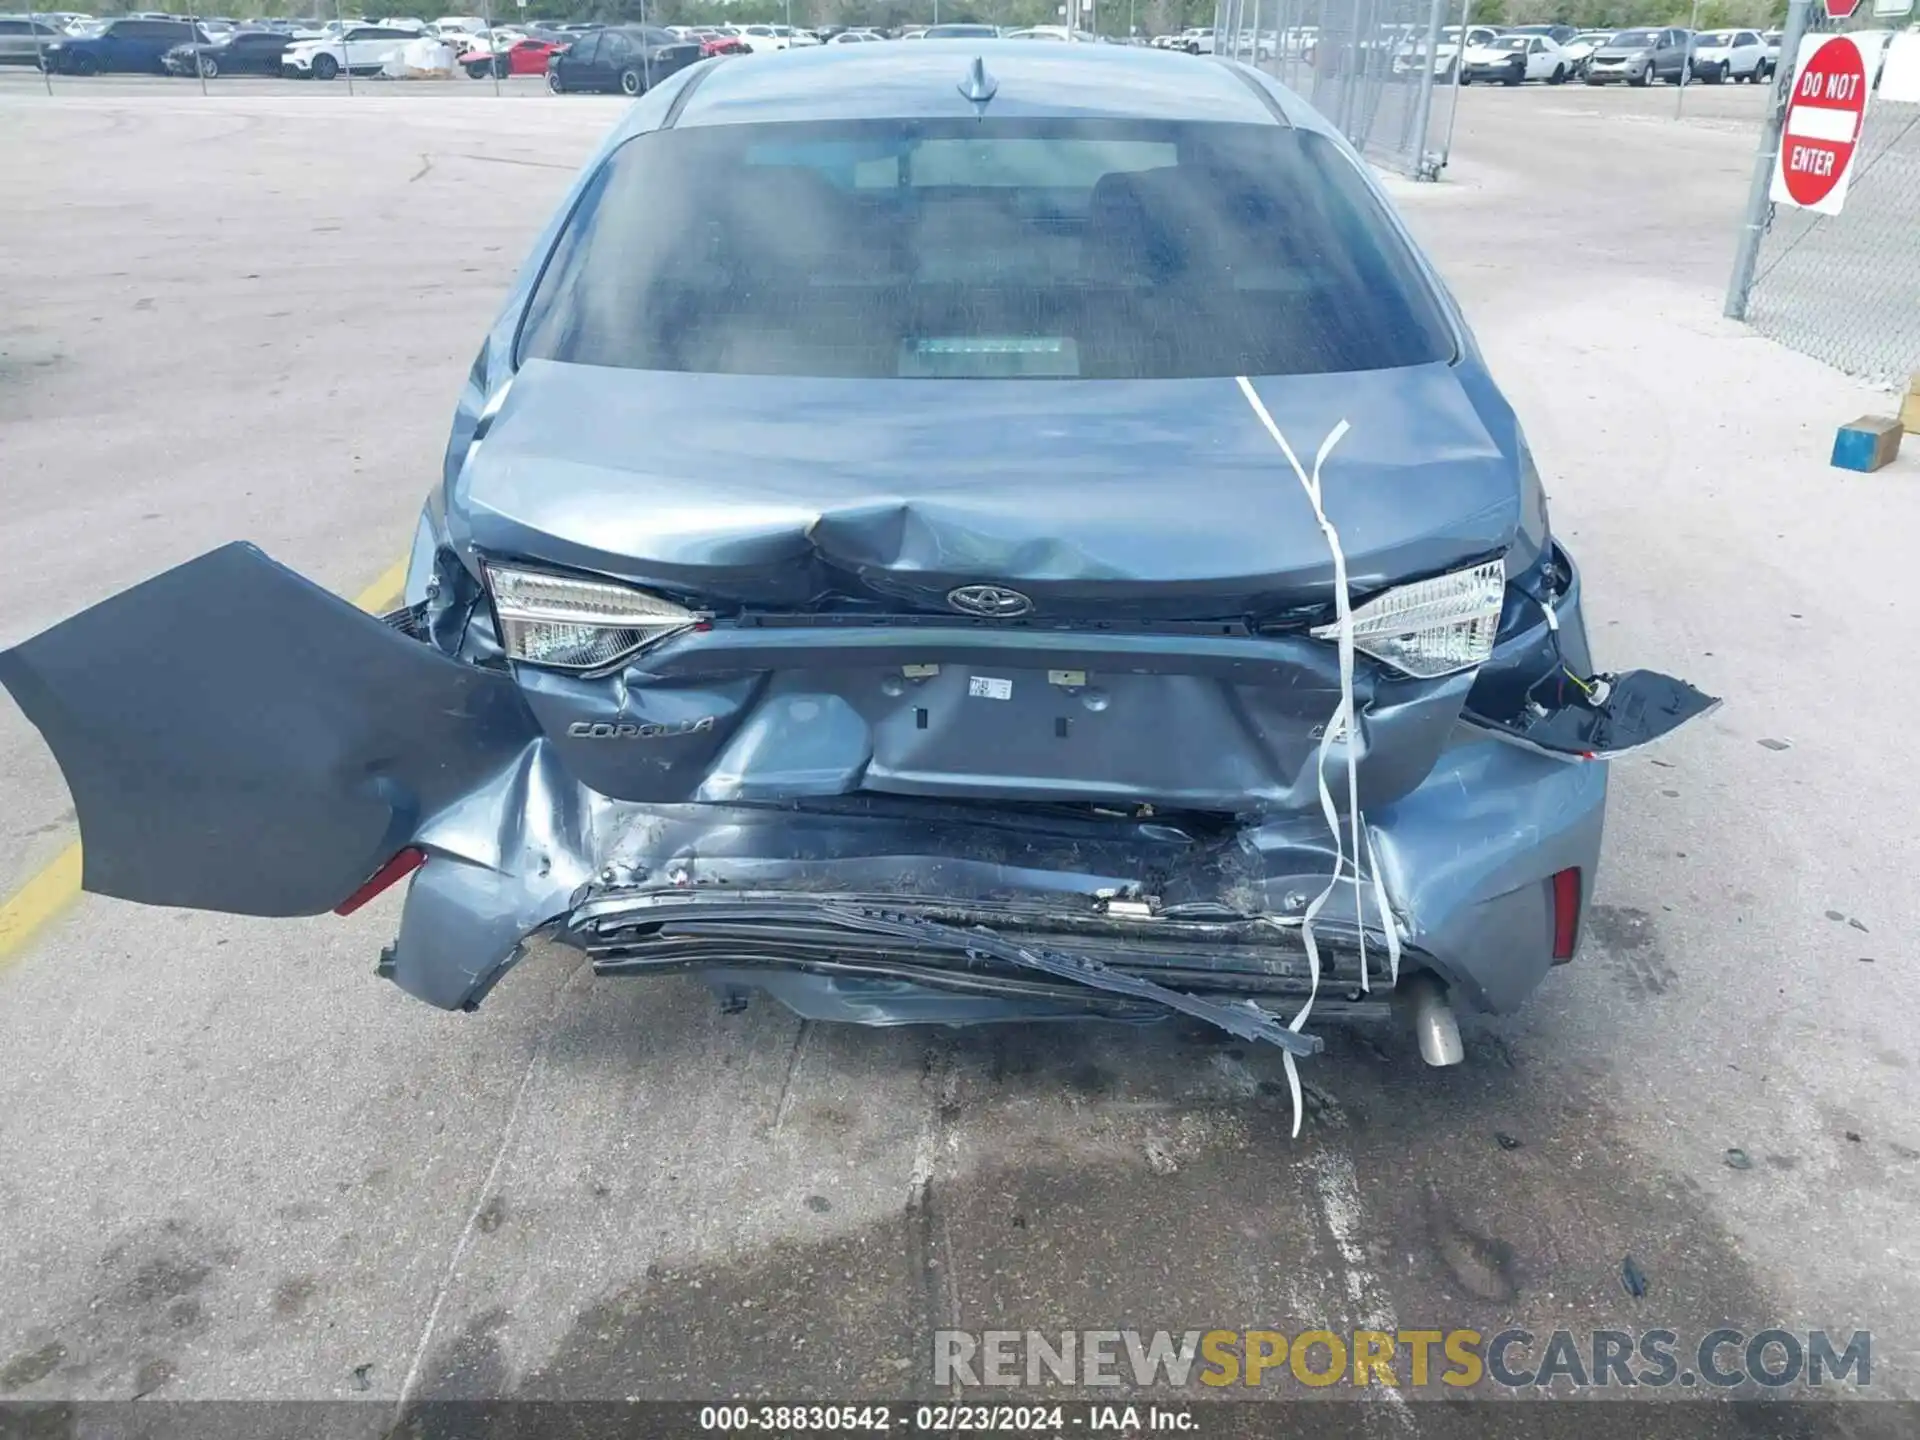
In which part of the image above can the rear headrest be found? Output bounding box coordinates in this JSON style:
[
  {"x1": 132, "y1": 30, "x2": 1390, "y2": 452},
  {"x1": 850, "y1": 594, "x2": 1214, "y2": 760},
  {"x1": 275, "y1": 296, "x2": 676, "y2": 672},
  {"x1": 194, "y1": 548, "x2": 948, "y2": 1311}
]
[
  {"x1": 709, "y1": 165, "x2": 859, "y2": 269},
  {"x1": 1082, "y1": 166, "x2": 1196, "y2": 283}
]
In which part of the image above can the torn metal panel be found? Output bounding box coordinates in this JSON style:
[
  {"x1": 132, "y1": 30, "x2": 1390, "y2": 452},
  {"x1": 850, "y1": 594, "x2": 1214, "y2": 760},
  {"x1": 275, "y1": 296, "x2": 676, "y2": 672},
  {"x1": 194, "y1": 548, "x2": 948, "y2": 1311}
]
[{"x1": 0, "y1": 543, "x2": 536, "y2": 917}]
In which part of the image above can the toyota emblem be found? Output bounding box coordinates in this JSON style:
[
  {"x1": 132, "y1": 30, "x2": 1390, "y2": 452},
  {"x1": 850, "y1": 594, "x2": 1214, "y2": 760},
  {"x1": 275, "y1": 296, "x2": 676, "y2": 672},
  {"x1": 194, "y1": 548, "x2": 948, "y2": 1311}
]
[{"x1": 947, "y1": 584, "x2": 1034, "y2": 618}]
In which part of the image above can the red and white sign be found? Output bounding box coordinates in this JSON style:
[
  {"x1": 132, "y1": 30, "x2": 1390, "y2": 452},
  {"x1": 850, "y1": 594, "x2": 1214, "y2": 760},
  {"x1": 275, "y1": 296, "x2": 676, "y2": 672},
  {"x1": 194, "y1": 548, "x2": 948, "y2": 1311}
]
[
  {"x1": 1770, "y1": 35, "x2": 1884, "y2": 216},
  {"x1": 1824, "y1": 0, "x2": 1861, "y2": 19}
]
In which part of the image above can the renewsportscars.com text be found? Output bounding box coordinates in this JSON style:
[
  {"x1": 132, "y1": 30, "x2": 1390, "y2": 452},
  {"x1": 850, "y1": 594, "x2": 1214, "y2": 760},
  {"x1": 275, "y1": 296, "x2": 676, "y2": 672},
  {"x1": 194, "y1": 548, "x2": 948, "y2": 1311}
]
[{"x1": 933, "y1": 1328, "x2": 1871, "y2": 1392}]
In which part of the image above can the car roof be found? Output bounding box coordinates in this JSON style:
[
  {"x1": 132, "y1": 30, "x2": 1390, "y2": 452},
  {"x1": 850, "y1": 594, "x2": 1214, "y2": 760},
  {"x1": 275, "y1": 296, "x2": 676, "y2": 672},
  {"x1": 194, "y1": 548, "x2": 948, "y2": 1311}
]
[{"x1": 656, "y1": 43, "x2": 1305, "y2": 132}]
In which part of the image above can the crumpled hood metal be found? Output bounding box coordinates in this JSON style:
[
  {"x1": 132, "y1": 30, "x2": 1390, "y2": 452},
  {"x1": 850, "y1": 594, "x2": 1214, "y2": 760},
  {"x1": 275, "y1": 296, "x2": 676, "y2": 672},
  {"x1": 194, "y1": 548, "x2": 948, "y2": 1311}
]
[{"x1": 450, "y1": 360, "x2": 1522, "y2": 613}]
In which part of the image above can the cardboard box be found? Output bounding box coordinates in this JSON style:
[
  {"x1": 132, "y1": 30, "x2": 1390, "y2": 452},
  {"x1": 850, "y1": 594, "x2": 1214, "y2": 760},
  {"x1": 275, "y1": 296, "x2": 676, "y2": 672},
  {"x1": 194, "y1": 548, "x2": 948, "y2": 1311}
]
[
  {"x1": 1831, "y1": 415, "x2": 1903, "y2": 473},
  {"x1": 1902, "y1": 374, "x2": 1920, "y2": 435}
]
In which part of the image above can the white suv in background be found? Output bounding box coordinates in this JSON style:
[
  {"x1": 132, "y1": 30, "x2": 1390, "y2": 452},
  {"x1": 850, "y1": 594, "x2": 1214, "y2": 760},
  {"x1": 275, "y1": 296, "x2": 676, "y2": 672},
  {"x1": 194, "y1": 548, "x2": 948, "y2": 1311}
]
[
  {"x1": 736, "y1": 23, "x2": 819, "y2": 51},
  {"x1": 1690, "y1": 29, "x2": 1769, "y2": 83},
  {"x1": 279, "y1": 22, "x2": 416, "y2": 77}
]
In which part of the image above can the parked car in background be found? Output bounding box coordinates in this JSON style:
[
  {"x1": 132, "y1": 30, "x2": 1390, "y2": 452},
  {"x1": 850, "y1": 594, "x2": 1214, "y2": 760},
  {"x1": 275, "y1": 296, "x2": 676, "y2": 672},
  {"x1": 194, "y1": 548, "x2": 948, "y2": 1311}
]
[
  {"x1": 460, "y1": 34, "x2": 561, "y2": 77},
  {"x1": 0, "y1": 14, "x2": 66, "y2": 64},
  {"x1": 38, "y1": 15, "x2": 204, "y2": 73},
  {"x1": 1584, "y1": 27, "x2": 1691, "y2": 86},
  {"x1": 1560, "y1": 29, "x2": 1612, "y2": 76},
  {"x1": 922, "y1": 23, "x2": 998, "y2": 39},
  {"x1": 1226, "y1": 29, "x2": 1275, "y2": 60},
  {"x1": 545, "y1": 24, "x2": 700, "y2": 95},
  {"x1": 1392, "y1": 23, "x2": 1497, "y2": 79},
  {"x1": 735, "y1": 23, "x2": 784, "y2": 51},
  {"x1": 1689, "y1": 29, "x2": 1767, "y2": 82},
  {"x1": 1759, "y1": 30, "x2": 1781, "y2": 75},
  {"x1": 828, "y1": 28, "x2": 882, "y2": 43},
  {"x1": 163, "y1": 27, "x2": 291, "y2": 75},
  {"x1": 1462, "y1": 32, "x2": 1568, "y2": 85},
  {"x1": 736, "y1": 23, "x2": 820, "y2": 51},
  {"x1": 1502, "y1": 23, "x2": 1578, "y2": 47},
  {"x1": 685, "y1": 28, "x2": 749, "y2": 56},
  {"x1": 280, "y1": 22, "x2": 417, "y2": 77}
]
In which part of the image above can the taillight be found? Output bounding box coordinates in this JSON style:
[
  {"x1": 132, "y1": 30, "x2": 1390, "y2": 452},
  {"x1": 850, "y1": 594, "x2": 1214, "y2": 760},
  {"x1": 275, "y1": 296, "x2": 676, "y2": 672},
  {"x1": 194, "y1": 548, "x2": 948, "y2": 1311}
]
[
  {"x1": 335, "y1": 848, "x2": 426, "y2": 917},
  {"x1": 1550, "y1": 867, "x2": 1582, "y2": 962}
]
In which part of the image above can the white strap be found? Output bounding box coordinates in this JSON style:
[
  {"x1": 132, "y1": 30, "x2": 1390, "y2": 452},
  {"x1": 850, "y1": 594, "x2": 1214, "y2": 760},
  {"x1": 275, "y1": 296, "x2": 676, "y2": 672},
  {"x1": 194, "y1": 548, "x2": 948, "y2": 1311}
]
[{"x1": 1237, "y1": 377, "x2": 1368, "y2": 1138}]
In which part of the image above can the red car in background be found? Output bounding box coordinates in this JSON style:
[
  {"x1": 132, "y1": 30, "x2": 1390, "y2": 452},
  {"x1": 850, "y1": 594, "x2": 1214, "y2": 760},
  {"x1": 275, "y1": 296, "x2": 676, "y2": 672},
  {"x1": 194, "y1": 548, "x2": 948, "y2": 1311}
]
[
  {"x1": 460, "y1": 36, "x2": 565, "y2": 78},
  {"x1": 687, "y1": 29, "x2": 748, "y2": 56}
]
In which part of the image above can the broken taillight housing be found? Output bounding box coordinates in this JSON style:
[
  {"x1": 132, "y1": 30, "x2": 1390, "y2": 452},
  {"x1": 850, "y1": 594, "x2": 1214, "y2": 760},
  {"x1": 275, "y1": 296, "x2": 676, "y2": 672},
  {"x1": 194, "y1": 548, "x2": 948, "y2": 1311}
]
[
  {"x1": 1311, "y1": 559, "x2": 1505, "y2": 679},
  {"x1": 485, "y1": 563, "x2": 699, "y2": 671}
]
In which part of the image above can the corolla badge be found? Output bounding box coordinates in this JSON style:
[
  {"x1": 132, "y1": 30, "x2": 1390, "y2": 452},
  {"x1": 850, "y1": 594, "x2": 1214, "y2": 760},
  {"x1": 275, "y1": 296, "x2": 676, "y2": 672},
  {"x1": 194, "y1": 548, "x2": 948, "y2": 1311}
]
[
  {"x1": 947, "y1": 584, "x2": 1034, "y2": 618},
  {"x1": 568, "y1": 717, "x2": 715, "y2": 740}
]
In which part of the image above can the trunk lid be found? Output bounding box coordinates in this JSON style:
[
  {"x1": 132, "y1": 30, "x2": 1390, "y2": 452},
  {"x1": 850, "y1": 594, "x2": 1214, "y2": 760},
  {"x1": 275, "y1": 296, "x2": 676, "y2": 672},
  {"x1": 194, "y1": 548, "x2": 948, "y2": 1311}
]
[{"x1": 453, "y1": 359, "x2": 1520, "y2": 621}]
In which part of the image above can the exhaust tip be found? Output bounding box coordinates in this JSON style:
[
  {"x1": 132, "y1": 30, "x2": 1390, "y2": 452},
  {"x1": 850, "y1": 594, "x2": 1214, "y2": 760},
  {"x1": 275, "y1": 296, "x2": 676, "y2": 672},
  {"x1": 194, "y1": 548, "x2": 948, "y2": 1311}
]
[{"x1": 1403, "y1": 972, "x2": 1465, "y2": 1068}]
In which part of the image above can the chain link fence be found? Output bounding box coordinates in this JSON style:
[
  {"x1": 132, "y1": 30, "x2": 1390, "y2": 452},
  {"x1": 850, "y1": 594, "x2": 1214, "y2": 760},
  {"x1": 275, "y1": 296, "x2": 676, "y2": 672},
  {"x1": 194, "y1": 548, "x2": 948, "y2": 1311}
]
[
  {"x1": 1734, "y1": 27, "x2": 1920, "y2": 390},
  {"x1": 1210, "y1": 0, "x2": 1453, "y2": 177}
]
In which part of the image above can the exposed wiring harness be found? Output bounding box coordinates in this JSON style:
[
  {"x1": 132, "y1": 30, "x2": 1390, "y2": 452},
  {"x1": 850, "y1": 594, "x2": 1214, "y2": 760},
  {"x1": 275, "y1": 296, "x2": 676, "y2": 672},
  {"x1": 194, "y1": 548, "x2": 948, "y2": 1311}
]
[
  {"x1": 1511, "y1": 566, "x2": 1607, "y2": 712},
  {"x1": 1236, "y1": 377, "x2": 1401, "y2": 1138}
]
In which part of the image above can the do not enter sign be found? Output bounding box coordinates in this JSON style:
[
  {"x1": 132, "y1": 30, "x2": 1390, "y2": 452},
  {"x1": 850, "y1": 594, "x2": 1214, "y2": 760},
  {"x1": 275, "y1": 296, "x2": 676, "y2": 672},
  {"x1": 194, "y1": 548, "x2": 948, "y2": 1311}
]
[{"x1": 1771, "y1": 35, "x2": 1879, "y2": 215}]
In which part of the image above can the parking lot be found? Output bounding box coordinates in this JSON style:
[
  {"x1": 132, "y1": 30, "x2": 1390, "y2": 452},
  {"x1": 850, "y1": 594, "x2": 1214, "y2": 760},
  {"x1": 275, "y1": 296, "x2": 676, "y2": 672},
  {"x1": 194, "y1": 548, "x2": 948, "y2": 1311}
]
[{"x1": 2, "y1": 67, "x2": 1917, "y2": 1428}]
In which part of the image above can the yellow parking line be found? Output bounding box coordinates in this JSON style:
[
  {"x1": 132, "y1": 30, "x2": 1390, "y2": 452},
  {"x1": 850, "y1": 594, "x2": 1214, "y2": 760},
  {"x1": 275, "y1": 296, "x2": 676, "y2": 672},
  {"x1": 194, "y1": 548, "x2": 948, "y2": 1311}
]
[
  {"x1": 352, "y1": 555, "x2": 411, "y2": 616},
  {"x1": 0, "y1": 554, "x2": 410, "y2": 970},
  {"x1": 0, "y1": 841, "x2": 83, "y2": 964}
]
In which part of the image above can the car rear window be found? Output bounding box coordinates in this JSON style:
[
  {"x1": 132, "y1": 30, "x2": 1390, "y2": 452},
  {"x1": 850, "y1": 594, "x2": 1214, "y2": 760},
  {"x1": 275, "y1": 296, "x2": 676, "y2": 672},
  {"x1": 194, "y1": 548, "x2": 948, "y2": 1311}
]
[{"x1": 517, "y1": 119, "x2": 1456, "y2": 380}]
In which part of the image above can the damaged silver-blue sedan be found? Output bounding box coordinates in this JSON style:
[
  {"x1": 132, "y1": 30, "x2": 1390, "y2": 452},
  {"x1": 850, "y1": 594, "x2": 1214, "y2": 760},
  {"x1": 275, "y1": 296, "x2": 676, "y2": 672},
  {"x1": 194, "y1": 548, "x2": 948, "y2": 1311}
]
[{"x1": 0, "y1": 44, "x2": 1715, "y2": 1100}]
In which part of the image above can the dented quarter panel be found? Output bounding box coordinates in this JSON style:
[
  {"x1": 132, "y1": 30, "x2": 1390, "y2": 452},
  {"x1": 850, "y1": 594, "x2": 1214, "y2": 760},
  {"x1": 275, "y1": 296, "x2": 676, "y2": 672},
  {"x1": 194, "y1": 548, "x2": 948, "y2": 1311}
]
[{"x1": 1367, "y1": 734, "x2": 1608, "y2": 1012}]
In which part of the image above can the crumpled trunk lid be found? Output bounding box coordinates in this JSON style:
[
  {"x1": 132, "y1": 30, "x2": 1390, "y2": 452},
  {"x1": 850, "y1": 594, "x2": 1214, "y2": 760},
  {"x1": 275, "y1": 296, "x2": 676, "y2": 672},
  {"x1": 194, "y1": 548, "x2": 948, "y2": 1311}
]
[
  {"x1": 448, "y1": 359, "x2": 1528, "y2": 816},
  {"x1": 452, "y1": 360, "x2": 1522, "y2": 620}
]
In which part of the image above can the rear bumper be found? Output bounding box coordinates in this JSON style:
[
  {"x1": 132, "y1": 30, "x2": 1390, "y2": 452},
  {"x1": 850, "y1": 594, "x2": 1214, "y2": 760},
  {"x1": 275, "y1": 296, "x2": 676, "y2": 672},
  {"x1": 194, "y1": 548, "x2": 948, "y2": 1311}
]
[
  {"x1": 386, "y1": 725, "x2": 1605, "y2": 1026},
  {"x1": 382, "y1": 545, "x2": 1611, "y2": 1030}
]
